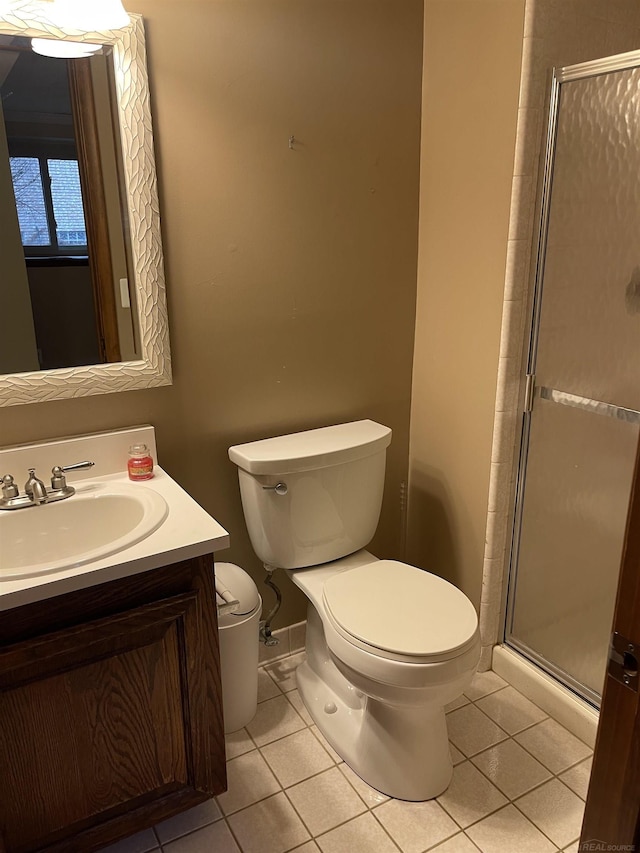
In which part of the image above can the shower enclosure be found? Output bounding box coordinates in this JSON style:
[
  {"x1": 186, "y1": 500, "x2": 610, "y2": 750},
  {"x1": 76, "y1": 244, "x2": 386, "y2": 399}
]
[{"x1": 505, "y1": 52, "x2": 640, "y2": 707}]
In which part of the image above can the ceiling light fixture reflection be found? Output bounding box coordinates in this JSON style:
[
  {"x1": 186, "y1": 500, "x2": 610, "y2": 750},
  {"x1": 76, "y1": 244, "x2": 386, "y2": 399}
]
[{"x1": 31, "y1": 38, "x2": 102, "y2": 58}]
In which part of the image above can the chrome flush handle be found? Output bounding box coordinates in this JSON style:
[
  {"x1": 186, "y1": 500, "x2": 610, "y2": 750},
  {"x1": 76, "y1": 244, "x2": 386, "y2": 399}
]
[{"x1": 262, "y1": 482, "x2": 288, "y2": 496}]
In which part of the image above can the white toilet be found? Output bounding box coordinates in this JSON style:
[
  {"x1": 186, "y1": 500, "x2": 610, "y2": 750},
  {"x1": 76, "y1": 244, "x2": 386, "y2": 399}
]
[{"x1": 228, "y1": 420, "x2": 480, "y2": 801}]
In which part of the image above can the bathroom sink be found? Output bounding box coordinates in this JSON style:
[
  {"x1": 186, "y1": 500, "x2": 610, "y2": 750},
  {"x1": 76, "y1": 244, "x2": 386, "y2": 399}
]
[{"x1": 0, "y1": 482, "x2": 168, "y2": 580}]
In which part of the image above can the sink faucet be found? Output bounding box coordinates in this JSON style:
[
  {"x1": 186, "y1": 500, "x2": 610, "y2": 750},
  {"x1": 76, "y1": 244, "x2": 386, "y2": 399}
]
[
  {"x1": 25, "y1": 468, "x2": 48, "y2": 505},
  {"x1": 0, "y1": 461, "x2": 95, "y2": 510}
]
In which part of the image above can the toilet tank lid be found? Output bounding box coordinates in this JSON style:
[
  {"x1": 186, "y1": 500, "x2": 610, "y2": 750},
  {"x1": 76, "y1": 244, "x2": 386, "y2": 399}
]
[{"x1": 228, "y1": 420, "x2": 392, "y2": 475}]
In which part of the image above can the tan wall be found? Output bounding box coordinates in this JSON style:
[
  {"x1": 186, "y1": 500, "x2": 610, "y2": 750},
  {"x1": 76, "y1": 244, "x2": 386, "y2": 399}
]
[
  {"x1": 407, "y1": 0, "x2": 524, "y2": 608},
  {"x1": 0, "y1": 0, "x2": 423, "y2": 627}
]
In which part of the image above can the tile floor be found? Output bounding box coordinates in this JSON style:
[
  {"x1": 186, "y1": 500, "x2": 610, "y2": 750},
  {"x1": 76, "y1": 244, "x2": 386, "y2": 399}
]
[{"x1": 103, "y1": 655, "x2": 593, "y2": 853}]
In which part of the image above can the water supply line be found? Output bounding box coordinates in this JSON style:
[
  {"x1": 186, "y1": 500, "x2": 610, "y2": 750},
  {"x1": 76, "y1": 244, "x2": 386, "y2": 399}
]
[{"x1": 260, "y1": 564, "x2": 282, "y2": 646}]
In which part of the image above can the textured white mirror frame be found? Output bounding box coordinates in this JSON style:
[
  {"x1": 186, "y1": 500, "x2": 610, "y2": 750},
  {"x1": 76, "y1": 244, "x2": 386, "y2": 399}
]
[{"x1": 0, "y1": 2, "x2": 171, "y2": 407}]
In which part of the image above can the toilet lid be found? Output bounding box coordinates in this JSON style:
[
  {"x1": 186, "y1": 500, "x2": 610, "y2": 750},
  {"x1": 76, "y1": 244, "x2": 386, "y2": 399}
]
[{"x1": 322, "y1": 560, "x2": 478, "y2": 660}]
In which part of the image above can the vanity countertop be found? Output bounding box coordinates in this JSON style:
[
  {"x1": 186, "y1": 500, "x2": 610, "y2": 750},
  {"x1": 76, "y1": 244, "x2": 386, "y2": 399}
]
[
  {"x1": 0, "y1": 426, "x2": 230, "y2": 612},
  {"x1": 0, "y1": 467, "x2": 229, "y2": 612}
]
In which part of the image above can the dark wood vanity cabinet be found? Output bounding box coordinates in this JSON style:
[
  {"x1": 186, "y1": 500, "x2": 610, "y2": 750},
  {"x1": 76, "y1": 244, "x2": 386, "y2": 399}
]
[{"x1": 0, "y1": 554, "x2": 227, "y2": 853}]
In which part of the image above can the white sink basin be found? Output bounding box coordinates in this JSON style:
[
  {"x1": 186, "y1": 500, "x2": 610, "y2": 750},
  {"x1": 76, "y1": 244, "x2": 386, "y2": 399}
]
[{"x1": 0, "y1": 482, "x2": 168, "y2": 579}]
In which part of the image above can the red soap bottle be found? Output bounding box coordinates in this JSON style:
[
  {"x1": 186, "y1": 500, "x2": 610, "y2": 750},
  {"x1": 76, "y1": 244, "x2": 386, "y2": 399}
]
[{"x1": 128, "y1": 443, "x2": 154, "y2": 481}]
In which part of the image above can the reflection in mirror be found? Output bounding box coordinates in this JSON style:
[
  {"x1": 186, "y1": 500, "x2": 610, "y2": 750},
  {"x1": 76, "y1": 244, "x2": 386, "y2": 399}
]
[
  {"x1": 0, "y1": 9, "x2": 170, "y2": 408},
  {"x1": 0, "y1": 35, "x2": 139, "y2": 374}
]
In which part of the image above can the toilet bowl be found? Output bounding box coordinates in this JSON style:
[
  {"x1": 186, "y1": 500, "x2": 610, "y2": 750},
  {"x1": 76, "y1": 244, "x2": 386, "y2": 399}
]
[
  {"x1": 289, "y1": 549, "x2": 480, "y2": 800},
  {"x1": 228, "y1": 420, "x2": 480, "y2": 801}
]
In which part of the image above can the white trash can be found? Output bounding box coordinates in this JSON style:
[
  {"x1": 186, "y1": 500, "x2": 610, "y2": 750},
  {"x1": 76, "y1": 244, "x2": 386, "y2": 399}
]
[{"x1": 216, "y1": 562, "x2": 262, "y2": 733}]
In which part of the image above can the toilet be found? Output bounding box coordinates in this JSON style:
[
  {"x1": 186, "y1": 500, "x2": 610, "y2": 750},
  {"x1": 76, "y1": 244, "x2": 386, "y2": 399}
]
[{"x1": 228, "y1": 420, "x2": 480, "y2": 801}]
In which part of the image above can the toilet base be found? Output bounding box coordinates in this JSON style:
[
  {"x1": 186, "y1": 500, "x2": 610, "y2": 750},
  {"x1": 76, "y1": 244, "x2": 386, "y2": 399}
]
[{"x1": 296, "y1": 610, "x2": 454, "y2": 801}]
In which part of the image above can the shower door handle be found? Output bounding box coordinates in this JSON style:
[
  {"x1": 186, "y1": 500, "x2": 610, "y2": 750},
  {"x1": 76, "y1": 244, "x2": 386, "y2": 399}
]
[{"x1": 537, "y1": 387, "x2": 640, "y2": 425}]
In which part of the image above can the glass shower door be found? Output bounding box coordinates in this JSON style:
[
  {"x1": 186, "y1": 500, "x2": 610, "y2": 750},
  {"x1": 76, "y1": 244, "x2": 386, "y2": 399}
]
[{"x1": 506, "y1": 56, "x2": 640, "y2": 706}]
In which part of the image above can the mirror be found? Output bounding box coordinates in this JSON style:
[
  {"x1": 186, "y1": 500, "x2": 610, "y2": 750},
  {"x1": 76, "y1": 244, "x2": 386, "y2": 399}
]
[
  {"x1": 0, "y1": 6, "x2": 171, "y2": 407},
  {"x1": 0, "y1": 38, "x2": 139, "y2": 373}
]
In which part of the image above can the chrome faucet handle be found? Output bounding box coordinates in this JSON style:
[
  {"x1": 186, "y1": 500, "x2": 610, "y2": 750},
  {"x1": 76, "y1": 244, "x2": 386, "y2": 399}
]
[
  {"x1": 1, "y1": 474, "x2": 19, "y2": 500},
  {"x1": 25, "y1": 468, "x2": 48, "y2": 505},
  {"x1": 51, "y1": 461, "x2": 95, "y2": 490}
]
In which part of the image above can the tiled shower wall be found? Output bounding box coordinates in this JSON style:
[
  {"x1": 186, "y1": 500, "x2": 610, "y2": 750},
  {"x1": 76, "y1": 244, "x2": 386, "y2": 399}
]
[{"x1": 478, "y1": 0, "x2": 640, "y2": 669}]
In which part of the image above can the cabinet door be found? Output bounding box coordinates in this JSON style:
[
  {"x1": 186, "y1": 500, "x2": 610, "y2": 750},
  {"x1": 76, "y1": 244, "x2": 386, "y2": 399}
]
[{"x1": 0, "y1": 588, "x2": 224, "y2": 853}]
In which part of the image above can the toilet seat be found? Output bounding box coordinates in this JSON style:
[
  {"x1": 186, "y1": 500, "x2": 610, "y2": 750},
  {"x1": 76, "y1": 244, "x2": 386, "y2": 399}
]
[{"x1": 322, "y1": 560, "x2": 478, "y2": 664}]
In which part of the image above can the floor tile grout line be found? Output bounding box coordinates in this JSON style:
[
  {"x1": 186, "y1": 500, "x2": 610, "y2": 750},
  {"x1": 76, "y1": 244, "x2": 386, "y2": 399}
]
[
  {"x1": 252, "y1": 691, "x2": 308, "y2": 718},
  {"x1": 486, "y1": 702, "x2": 593, "y2": 750},
  {"x1": 447, "y1": 731, "x2": 510, "y2": 763},
  {"x1": 514, "y1": 772, "x2": 586, "y2": 806},
  {"x1": 244, "y1": 723, "x2": 325, "y2": 754},
  {"x1": 229, "y1": 799, "x2": 313, "y2": 853},
  {"x1": 462, "y1": 680, "x2": 510, "y2": 702},
  {"x1": 223, "y1": 789, "x2": 314, "y2": 853},
  {"x1": 222, "y1": 815, "x2": 243, "y2": 853},
  {"x1": 448, "y1": 697, "x2": 511, "y2": 750},
  {"x1": 460, "y1": 830, "x2": 485, "y2": 853},
  {"x1": 410, "y1": 822, "x2": 461, "y2": 853},
  {"x1": 254, "y1": 716, "x2": 319, "y2": 753},
  {"x1": 262, "y1": 676, "x2": 300, "y2": 696},
  {"x1": 155, "y1": 811, "x2": 230, "y2": 851},
  {"x1": 245, "y1": 705, "x2": 308, "y2": 748},
  {"x1": 460, "y1": 724, "x2": 545, "y2": 759},
  {"x1": 285, "y1": 690, "x2": 315, "y2": 725},
  {"x1": 223, "y1": 730, "x2": 342, "y2": 793},
  {"x1": 220, "y1": 814, "x2": 244, "y2": 853},
  {"x1": 552, "y1": 764, "x2": 586, "y2": 800},
  {"x1": 333, "y1": 807, "x2": 404, "y2": 853},
  {"x1": 552, "y1": 752, "x2": 594, "y2": 776},
  {"x1": 279, "y1": 777, "x2": 366, "y2": 844},
  {"x1": 434, "y1": 770, "x2": 510, "y2": 835},
  {"x1": 420, "y1": 824, "x2": 484, "y2": 853},
  {"x1": 504, "y1": 726, "x2": 593, "y2": 777},
  {"x1": 468, "y1": 750, "x2": 571, "y2": 806},
  {"x1": 261, "y1": 653, "x2": 307, "y2": 681},
  {"x1": 225, "y1": 729, "x2": 260, "y2": 756},
  {"x1": 468, "y1": 682, "x2": 517, "y2": 698},
  {"x1": 257, "y1": 745, "x2": 339, "y2": 792},
  {"x1": 509, "y1": 790, "x2": 582, "y2": 851},
  {"x1": 447, "y1": 794, "x2": 554, "y2": 847},
  {"x1": 307, "y1": 723, "x2": 344, "y2": 763},
  {"x1": 467, "y1": 699, "x2": 551, "y2": 736}
]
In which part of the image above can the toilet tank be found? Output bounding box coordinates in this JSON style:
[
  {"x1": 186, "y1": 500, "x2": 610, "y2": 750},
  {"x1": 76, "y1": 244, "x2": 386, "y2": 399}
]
[{"x1": 228, "y1": 420, "x2": 392, "y2": 569}]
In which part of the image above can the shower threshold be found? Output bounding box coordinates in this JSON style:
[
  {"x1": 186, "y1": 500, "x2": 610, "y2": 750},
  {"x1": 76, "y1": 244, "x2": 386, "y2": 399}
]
[{"x1": 492, "y1": 643, "x2": 599, "y2": 748}]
